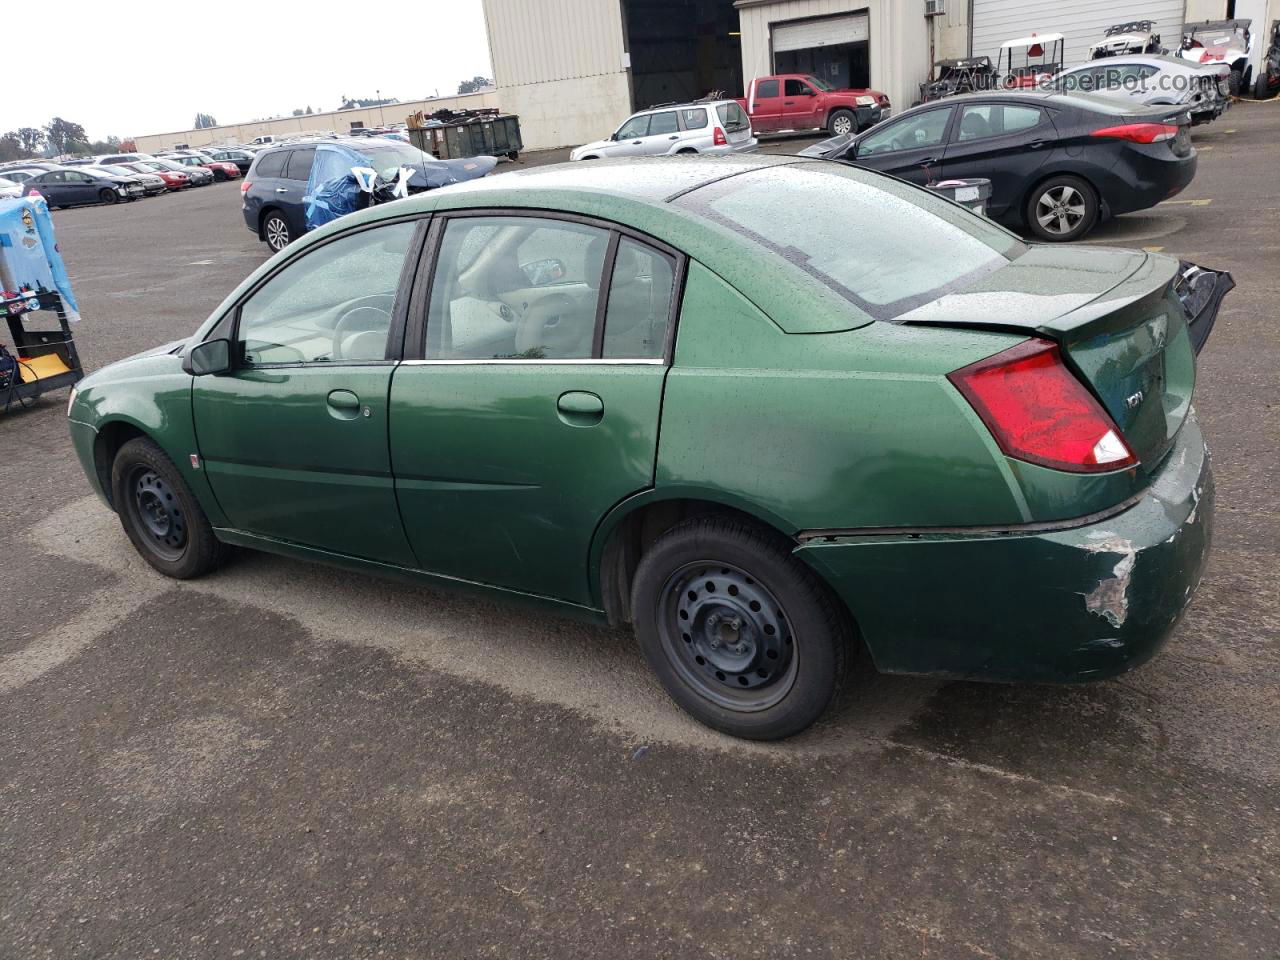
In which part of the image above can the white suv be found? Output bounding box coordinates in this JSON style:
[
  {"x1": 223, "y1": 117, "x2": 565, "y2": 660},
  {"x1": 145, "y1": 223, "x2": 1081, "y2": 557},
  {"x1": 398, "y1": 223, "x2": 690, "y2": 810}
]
[{"x1": 570, "y1": 100, "x2": 756, "y2": 161}]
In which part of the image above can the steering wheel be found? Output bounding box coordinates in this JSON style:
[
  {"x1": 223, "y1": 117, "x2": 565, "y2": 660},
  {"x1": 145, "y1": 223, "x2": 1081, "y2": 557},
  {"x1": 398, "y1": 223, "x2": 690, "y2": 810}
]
[{"x1": 331, "y1": 301, "x2": 393, "y2": 361}]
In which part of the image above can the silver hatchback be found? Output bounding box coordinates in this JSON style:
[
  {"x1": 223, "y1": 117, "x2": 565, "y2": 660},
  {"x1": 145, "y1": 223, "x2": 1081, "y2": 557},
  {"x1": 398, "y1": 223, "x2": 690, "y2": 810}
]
[{"x1": 570, "y1": 100, "x2": 757, "y2": 161}]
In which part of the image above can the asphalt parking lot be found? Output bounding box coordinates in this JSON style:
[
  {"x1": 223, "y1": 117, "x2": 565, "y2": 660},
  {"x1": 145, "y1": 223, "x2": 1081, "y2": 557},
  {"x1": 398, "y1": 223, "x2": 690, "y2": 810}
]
[{"x1": 2, "y1": 108, "x2": 1278, "y2": 959}]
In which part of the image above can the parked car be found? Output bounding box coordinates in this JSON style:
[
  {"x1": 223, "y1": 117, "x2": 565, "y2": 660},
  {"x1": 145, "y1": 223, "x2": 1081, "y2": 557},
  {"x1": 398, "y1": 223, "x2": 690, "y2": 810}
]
[
  {"x1": 1253, "y1": 18, "x2": 1279, "y2": 99},
  {"x1": 800, "y1": 91, "x2": 1197, "y2": 242},
  {"x1": 159, "y1": 152, "x2": 241, "y2": 181},
  {"x1": 1052, "y1": 55, "x2": 1231, "y2": 125},
  {"x1": 570, "y1": 99, "x2": 757, "y2": 161},
  {"x1": 1088, "y1": 20, "x2": 1165, "y2": 59},
  {"x1": 0, "y1": 177, "x2": 21, "y2": 199},
  {"x1": 67, "y1": 156, "x2": 1232, "y2": 740},
  {"x1": 20, "y1": 166, "x2": 143, "y2": 206},
  {"x1": 145, "y1": 157, "x2": 215, "y2": 186},
  {"x1": 88, "y1": 164, "x2": 168, "y2": 196},
  {"x1": 201, "y1": 147, "x2": 254, "y2": 174},
  {"x1": 738, "y1": 74, "x2": 889, "y2": 136},
  {"x1": 1178, "y1": 18, "x2": 1254, "y2": 94},
  {"x1": 97, "y1": 152, "x2": 157, "y2": 166},
  {"x1": 242, "y1": 137, "x2": 492, "y2": 252},
  {"x1": 119, "y1": 161, "x2": 191, "y2": 191}
]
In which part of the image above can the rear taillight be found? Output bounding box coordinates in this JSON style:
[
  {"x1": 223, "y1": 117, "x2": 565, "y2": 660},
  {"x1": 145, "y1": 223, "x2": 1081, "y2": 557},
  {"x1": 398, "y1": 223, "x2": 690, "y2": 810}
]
[
  {"x1": 240, "y1": 179, "x2": 251, "y2": 195},
  {"x1": 948, "y1": 339, "x2": 1137, "y2": 473},
  {"x1": 712, "y1": 126, "x2": 727, "y2": 146},
  {"x1": 1090, "y1": 122, "x2": 1179, "y2": 144}
]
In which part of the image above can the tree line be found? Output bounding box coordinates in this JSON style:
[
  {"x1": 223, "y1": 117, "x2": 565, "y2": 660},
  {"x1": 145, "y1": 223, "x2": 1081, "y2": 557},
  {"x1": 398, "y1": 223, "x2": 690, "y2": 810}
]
[{"x1": 0, "y1": 118, "x2": 130, "y2": 162}]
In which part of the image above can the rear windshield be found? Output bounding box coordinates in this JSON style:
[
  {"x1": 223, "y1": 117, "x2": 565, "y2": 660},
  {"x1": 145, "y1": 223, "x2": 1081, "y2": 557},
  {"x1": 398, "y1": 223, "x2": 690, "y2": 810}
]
[
  {"x1": 716, "y1": 102, "x2": 750, "y2": 132},
  {"x1": 677, "y1": 162, "x2": 1024, "y2": 321}
]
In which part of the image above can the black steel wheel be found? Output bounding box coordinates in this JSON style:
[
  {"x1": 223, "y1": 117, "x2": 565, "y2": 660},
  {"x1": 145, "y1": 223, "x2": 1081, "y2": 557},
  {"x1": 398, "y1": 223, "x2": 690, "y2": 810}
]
[
  {"x1": 110, "y1": 437, "x2": 228, "y2": 579},
  {"x1": 632, "y1": 516, "x2": 852, "y2": 740}
]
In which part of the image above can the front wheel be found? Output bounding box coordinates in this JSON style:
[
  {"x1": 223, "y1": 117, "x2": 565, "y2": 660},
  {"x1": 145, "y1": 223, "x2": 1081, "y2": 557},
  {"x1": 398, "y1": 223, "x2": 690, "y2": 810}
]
[
  {"x1": 828, "y1": 108, "x2": 857, "y2": 137},
  {"x1": 99, "y1": 188, "x2": 119, "y2": 205},
  {"x1": 262, "y1": 211, "x2": 292, "y2": 252},
  {"x1": 1228, "y1": 68, "x2": 1243, "y2": 96},
  {"x1": 110, "y1": 437, "x2": 228, "y2": 579},
  {"x1": 1025, "y1": 175, "x2": 1098, "y2": 242},
  {"x1": 631, "y1": 517, "x2": 851, "y2": 740}
]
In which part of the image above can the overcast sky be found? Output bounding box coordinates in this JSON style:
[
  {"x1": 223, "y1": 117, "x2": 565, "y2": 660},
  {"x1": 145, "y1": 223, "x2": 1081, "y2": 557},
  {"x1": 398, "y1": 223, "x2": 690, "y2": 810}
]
[{"x1": 2, "y1": 1, "x2": 493, "y2": 142}]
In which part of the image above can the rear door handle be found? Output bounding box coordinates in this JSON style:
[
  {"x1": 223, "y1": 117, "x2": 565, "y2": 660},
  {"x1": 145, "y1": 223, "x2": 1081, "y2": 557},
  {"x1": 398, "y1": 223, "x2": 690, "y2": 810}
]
[
  {"x1": 1028, "y1": 139, "x2": 1047, "y2": 149},
  {"x1": 275, "y1": 187, "x2": 288, "y2": 193},
  {"x1": 918, "y1": 156, "x2": 939, "y2": 165},
  {"x1": 556, "y1": 391, "x2": 604, "y2": 426},
  {"x1": 668, "y1": 135, "x2": 679, "y2": 140}
]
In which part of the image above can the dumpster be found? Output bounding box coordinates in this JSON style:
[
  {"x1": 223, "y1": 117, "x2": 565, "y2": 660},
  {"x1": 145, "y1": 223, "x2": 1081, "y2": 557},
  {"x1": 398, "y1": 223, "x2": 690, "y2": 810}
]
[{"x1": 408, "y1": 108, "x2": 523, "y2": 161}]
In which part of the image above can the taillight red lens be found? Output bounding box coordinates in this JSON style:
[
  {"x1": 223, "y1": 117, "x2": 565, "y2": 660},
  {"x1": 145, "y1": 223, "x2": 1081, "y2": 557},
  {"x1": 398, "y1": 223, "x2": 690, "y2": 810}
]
[
  {"x1": 948, "y1": 339, "x2": 1137, "y2": 473},
  {"x1": 712, "y1": 126, "x2": 727, "y2": 146},
  {"x1": 1090, "y1": 122, "x2": 1179, "y2": 143},
  {"x1": 240, "y1": 179, "x2": 251, "y2": 195}
]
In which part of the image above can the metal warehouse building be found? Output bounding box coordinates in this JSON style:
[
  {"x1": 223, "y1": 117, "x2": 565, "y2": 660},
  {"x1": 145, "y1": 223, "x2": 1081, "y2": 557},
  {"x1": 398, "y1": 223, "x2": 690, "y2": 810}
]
[{"x1": 139, "y1": 0, "x2": 1277, "y2": 154}]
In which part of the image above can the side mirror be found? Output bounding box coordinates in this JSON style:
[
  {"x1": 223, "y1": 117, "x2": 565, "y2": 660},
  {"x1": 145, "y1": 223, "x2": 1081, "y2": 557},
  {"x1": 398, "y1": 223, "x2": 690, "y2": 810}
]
[
  {"x1": 844, "y1": 141, "x2": 859, "y2": 160},
  {"x1": 609, "y1": 132, "x2": 620, "y2": 141},
  {"x1": 520, "y1": 258, "x2": 567, "y2": 286},
  {"x1": 185, "y1": 338, "x2": 232, "y2": 376}
]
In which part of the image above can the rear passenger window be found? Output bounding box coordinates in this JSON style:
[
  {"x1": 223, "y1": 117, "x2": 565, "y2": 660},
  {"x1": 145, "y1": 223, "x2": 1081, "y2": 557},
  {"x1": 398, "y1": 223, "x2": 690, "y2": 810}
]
[
  {"x1": 602, "y1": 238, "x2": 675, "y2": 359},
  {"x1": 680, "y1": 108, "x2": 709, "y2": 130},
  {"x1": 956, "y1": 104, "x2": 1042, "y2": 141},
  {"x1": 253, "y1": 150, "x2": 287, "y2": 178},
  {"x1": 756, "y1": 79, "x2": 779, "y2": 98},
  {"x1": 285, "y1": 147, "x2": 316, "y2": 180},
  {"x1": 648, "y1": 112, "x2": 679, "y2": 135}
]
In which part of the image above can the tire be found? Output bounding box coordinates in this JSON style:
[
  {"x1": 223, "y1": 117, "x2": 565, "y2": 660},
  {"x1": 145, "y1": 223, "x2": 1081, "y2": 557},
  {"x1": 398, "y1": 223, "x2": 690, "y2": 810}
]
[
  {"x1": 262, "y1": 210, "x2": 292, "y2": 252},
  {"x1": 1228, "y1": 69, "x2": 1243, "y2": 96},
  {"x1": 676, "y1": 148, "x2": 697, "y2": 155},
  {"x1": 99, "y1": 188, "x2": 119, "y2": 204},
  {"x1": 1255, "y1": 71, "x2": 1273, "y2": 100},
  {"x1": 631, "y1": 516, "x2": 851, "y2": 740},
  {"x1": 110, "y1": 437, "x2": 228, "y2": 579},
  {"x1": 828, "y1": 108, "x2": 857, "y2": 137},
  {"x1": 1025, "y1": 174, "x2": 1098, "y2": 242}
]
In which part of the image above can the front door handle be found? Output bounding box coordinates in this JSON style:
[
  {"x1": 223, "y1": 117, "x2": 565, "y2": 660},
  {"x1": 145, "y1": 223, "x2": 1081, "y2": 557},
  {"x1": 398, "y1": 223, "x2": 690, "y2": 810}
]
[
  {"x1": 668, "y1": 135, "x2": 679, "y2": 140},
  {"x1": 275, "y1": 187, "x2": 288, "y2": 193},
  {"x1": 326, "y1": 389, "x2": 363, "y2": 420},
  {"x1": 1028, "y1": 139, "x2": 1047, "y2": 149},
  {"x1": 556, "y1": 391, "x2": 604, "y2": 426},
  {"x1": 918, "y1": 156, "x2": 939, "y2": 165}
]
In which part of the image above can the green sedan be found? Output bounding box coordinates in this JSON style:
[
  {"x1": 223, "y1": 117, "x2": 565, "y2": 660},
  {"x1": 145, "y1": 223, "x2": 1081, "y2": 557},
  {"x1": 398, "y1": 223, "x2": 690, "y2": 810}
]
[{"x1": 67, "y1": 156, "x2": 1232, "y2": 740}]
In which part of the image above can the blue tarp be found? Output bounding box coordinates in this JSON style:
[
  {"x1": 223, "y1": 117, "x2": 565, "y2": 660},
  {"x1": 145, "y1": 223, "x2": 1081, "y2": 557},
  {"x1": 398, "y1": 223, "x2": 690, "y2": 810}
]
[
  {"x1": 0, "y1": 195, "x2": 80, "y2": 320},
  {"x1": 303, "y1": 142, "x2": 497, "y2": 232}
]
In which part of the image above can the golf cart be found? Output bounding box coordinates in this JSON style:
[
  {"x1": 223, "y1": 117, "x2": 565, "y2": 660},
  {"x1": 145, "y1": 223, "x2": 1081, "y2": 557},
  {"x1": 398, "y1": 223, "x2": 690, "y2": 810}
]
[
  {"x1": 1255, "y1": 19, "x2": 1279, "y2": 99},
  {"x1": 996, "y1": 33, "x2": 1065, "y2": 88},
  {"x1": 1089, "y1": 21, "x2": 1165, "y2": 59},
  {"x1": 917, "y1": 56, "x2": 995, "y2": 104},
  {"x1": 1178, "y1": 19, "x2": 1253, "y2": 95}
]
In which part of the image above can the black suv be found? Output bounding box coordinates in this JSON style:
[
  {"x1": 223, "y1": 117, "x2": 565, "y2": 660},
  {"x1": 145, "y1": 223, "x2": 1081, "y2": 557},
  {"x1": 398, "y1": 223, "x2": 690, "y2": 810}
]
[{"x1": 242, "y1": 138, "x2": 451, "y2": 252}]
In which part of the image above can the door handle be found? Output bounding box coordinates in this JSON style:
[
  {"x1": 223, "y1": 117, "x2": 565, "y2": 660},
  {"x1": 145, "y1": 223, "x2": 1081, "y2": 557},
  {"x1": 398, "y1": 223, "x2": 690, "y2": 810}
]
[
  {"x1": 631, "y1": 140, "x2": 642, "y2": 144},
  {"x1": 326, "y1": 389, "x2": 363, "y2": 420},
  {"x1": 556, "y1": 391, "x2": 604, "y2": 426},
  {"x1": 1028, "y1": 139, "x2": 1047, "y2": 149},
  {"x1": 668, "y1": 135, "x2": 679, "y2": 140},
  {"x1": 275, "y1": 187, "x2": 288, "y2": 193},
  {"x1": 784, "y1": 100, "x2": 795, "y2": 105},
  {"x1": 918, "y1": 156, "x2": 939, "y2": 165}
]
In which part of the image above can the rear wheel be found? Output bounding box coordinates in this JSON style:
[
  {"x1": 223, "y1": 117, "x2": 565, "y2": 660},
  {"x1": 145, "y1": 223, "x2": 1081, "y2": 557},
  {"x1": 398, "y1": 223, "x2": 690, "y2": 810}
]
[
  {"x1": 262, "y1": 210, "x2": 292, "y2": 252},
  {"x1": 828, "y1": 108, "x2": 857, "y2": 136},
  {"x1": 631, "y1": 516, "x2": 851, "y2": 740},
  {"x1": 99, "y1": 188, "x2": 118, "y2": 204},
  {"x1": 110, "y1": 437, "x2": 227, "y2": 579},
  {"x1": 1025, "y1": 175, "x2": 1098, "y2": 242}
]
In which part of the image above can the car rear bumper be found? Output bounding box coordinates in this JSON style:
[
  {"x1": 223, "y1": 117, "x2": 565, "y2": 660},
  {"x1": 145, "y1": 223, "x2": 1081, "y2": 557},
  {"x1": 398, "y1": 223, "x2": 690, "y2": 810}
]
[
  {"x1": 706, "y1": 137, "x2": 759, "y2": 155},
  {"x1": 1105, "y1": 147, "x2": 1198, "y2": 217},
  {"x1": 795, "y1": 412, "x2": 1212, "y2": 683}
]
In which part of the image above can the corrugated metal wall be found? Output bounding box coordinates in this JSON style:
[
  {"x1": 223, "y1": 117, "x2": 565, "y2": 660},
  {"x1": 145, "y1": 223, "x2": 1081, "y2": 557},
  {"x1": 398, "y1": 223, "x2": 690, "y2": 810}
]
[
  {"x1": 970, "y1": 0, "x2": 1186, "y2": 66},
  {"x1": 483, "y1": 0, "x2": 628, "y2": 86}
]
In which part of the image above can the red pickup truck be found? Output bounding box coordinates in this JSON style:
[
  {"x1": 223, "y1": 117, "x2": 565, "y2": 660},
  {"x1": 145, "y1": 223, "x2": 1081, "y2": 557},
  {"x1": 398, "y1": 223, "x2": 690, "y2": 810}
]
[{"x1": 737, "y1": 74, "x2": 890, "y2": 136}]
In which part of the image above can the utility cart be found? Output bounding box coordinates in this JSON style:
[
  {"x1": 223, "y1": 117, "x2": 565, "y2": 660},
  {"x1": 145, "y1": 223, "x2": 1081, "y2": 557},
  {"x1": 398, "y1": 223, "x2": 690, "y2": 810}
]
[{"x1": 1, "y1": 197, "x2": 84, "y2": 412}]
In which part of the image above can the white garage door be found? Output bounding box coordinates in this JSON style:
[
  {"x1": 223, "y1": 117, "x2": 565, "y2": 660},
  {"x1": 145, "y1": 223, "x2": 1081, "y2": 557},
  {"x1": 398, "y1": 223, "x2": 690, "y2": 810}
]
[
  {"x1": 970, "y1": 0, "x2": 1185, "y2": 69},
  {"x1": 773, "y1": 13, "x2": 870, "y2": 53}
]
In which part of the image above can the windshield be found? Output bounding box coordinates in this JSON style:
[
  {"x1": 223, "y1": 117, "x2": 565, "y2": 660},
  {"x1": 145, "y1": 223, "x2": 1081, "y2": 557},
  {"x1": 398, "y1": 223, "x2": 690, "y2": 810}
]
[
  {"x1": 676, "y1": 162, "x2": 1023, "y2": 322},
  {"x1": 805, "y1": 75, "x2": 835, "y2": 91},
  {"x1": 357, "y1": 142, "x2": 438, "y2": 178}
]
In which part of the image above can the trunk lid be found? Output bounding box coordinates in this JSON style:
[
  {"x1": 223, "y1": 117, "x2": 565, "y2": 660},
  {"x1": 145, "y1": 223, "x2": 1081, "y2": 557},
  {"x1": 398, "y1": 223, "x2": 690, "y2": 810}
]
[{"x1": 895, "y1": 245, "x2": 1232, "y2": 473}]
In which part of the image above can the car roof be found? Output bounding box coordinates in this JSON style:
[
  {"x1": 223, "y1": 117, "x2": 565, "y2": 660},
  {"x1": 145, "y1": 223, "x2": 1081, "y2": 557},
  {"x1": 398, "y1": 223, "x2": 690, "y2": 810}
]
[{"x1": 633, "y1": 100, "x2": 731, "y2": 116}]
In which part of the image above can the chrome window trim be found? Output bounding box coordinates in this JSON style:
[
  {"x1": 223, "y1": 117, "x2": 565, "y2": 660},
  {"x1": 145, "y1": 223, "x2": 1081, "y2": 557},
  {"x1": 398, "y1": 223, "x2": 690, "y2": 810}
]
[{"x1": 399, "y1": 358, "x2": 664, "y2": 366}]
